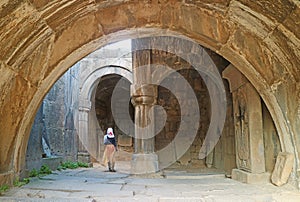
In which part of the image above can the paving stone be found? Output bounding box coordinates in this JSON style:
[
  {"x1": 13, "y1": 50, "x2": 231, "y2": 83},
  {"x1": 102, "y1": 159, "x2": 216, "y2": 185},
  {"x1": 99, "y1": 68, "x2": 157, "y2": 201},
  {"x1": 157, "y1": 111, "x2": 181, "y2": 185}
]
[{"x1": 2, "y1": 165, "x2": 300, "y2": 201}]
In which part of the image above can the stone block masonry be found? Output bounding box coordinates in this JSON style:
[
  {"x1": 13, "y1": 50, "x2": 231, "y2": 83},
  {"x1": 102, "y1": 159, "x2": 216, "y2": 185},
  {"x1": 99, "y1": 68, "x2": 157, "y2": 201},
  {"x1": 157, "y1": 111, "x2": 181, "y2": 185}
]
[{"x1": 271, "y1": 152, "x2": 294, "y2": 186}]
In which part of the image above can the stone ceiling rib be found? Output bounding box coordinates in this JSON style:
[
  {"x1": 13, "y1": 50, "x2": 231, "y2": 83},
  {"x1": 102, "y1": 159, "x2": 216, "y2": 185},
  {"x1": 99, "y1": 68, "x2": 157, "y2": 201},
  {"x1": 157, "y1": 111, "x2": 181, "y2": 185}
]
[{"x1": 38, "y1": 0, "x2": 96, "y2": 31}]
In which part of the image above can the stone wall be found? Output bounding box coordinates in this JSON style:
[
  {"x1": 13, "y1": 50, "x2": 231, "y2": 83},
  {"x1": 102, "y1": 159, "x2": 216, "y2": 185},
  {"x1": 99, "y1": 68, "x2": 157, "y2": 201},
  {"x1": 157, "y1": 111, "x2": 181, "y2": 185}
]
[
  {"x1": 26, "y1": 66, "x2": 80, "y2": 170},
  {"x1": 77, "y1": 41, "x2": 133, "y2": 162},
  {"x1": 262, "y1": 103, "x2": 281, "y2": 173},
  {"x1": 25, "y1": 103, "x2": 44, "y2": 171},
  {"x1": 151, "y1": 47, "x2": 235, "y2": 172},
  {"x1": 155, "y1": 68, "x2": 210, "y2": 168},
  {"x1": 213, "y1": 80, "x2": 236, "y2": 174}
]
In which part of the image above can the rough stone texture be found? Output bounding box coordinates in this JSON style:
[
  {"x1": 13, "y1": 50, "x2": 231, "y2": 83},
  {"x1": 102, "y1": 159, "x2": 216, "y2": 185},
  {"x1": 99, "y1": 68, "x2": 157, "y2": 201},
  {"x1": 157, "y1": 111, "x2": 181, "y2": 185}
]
[
  {"x1": 75, "y1": 41, "x2": 133, "y2": 163},
  {"x1": 43, "y1": 67, "x2": 79, "y2": 161},
  {"x1": 41, "y1": 157, "x2": 63, "y2": 171},
  {"x1": 151, "y1": 44, "x2": 235, "y2": 173},
  {"x1": 231, "y1": 168, "x2": 270, "y2": 184},
  {"x1": 49, "y1": 13, "x2": 102, "y2": 67},
  {"x1": 26, "y1": 67, "x2": 79, "y2": 171},
  {"x1": 0, "y1": 74, "x2": 37, "y2": 172},
  {"x1": 130, "y1": 39, "x2": 159, "y2": 174},
  {"x1": 77, "y1": 152, "x2": 91, "y2": 165},
  {"x1": 0, "y1": 0, "x2": 299, "y2": 190},
  {"x1": 223, "y1": 65, "x2": 266, "y2": 174},
  {"x1": 155, "y1": 67, "x2": 210, "y2": 168},
  {"x1": 4, "y1": 165, "x2": 300, "y2": 201},
  {"x1": 213, "y1": 80, "x2": 236, "y2": 175},
  {"x1": 25, "y1": 105, "x2": 44, "y2": 171},
  {"x1": 262, "y1": 103, "x2": 281, "y2": 173},
  {"x1": 271, "y1": 152, "x2": 294, "y2": 186},
  {"x1": 131, "y1": 153, "x2": 159, "y2": 174}
]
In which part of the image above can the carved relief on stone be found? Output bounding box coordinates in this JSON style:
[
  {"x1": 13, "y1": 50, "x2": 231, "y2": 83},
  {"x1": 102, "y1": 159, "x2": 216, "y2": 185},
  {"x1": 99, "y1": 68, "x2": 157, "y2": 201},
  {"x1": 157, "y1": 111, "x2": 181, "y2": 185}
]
[{"x1": 234, "y1": 89, "x2": 251, "y2": 171}]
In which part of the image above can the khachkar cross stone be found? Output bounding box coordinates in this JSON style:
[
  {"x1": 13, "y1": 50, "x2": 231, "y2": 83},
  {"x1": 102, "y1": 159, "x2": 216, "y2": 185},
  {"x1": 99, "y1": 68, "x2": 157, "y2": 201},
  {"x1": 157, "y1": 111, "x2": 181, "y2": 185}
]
[
  {"x1": 235, "y1": 91, "x2": 250, "y2": 171},
  {"x1": 223, "y1": 64, "x2": 269, "y2": 184}
]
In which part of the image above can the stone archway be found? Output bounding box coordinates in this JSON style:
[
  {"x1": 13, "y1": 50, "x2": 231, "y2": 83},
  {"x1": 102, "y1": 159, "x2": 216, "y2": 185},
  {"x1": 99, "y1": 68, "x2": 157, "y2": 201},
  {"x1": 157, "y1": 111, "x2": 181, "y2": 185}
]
[
  {"x1": 0, "y1": 1, "x2": 299, "y2": 187},
  {"x1": 78, "y1": 66, "x2": 133, "y2": 163}
]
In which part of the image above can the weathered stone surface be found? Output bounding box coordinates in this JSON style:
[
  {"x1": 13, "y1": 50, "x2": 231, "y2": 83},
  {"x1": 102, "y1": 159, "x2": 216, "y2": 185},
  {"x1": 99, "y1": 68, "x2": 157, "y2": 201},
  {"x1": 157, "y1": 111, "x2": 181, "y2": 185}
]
[
  {"x1": 0, "y1": 0, "x2": 299, "y2": 190},
  {"x1": 152, "y1": 45, "x2": 234, "y2": 172},
  {"x1": 25, "y1": 105, "x2": 44, "y2": 171},
  {"x1": 228, "y1": 1, "x2": 276, "y2": 39},
  {"x1": 40, "y1": 0, "x2": 95, "y2": 31},
  {"x1": 238, "y1": 0, "x2": 295, "y2": 23},
  {"x1": 0, "y1": 74, "x2": 37, "y2": 172},
  {"x1": 184, "y1": 0, "x2": 231, "y2": 9},
  {"x1": 284, "y1": 5, "x2": 300, "y2": 40},
  {"x1": 0, "y1": 172, "x2": 14, "y2": 187},
  {"x1": 262, "y1": 103, "x2": 281, "y2": 173},
  {"x1": 271, "y1": 152, "x2": 294, "y2": 186},
  {"x1": 131, "y1": 153, "x2": 159, "y2": 174},
  {"x1": 77, "y1": 152, "x2": 91, "y2": 164},
  {"x1": 131, "y1": 40, "x2": 158, "y2": 173},
  {"x1": 118, "y1": 135, "x2": 133, "y2": 147},
  {"x1": 0, "y1": 2, "x2": 52, "y2": 67},
  {"x1": 127, "y1": 1, "x2": 161, "y2": 27},
  {"x1": 223, "y1": 65, "x2": 266, "y2": 174},
  {"x1": 19, "y1": 36, "x2": 53, "y2": 87},
  {"x1": 0, "y1": 62, "x2": 15, "y2": 111},
  {"x1": 41, "y1": 157, "x2": 63, "y2": 171},
  {"x1": 96, "y1": 6, "x2": 130, "y2": 34},
  {"x1": 177, "y1": 5, "x2": 230, "y2": 49},
  {"x1": 49, "y1": 13, "x2": 102, "y2": 67},
  {"x1": 265, "y1": 25, "x2": 300, "y2": 82},
  {"x1": 224, "y1": 28, "x2": 277, "y2": 85},
  {"x1": 26, "y1": 68, "x2": 79, "y2": 171},
  {"x1": 232, "y1": 168, "x2": 270, "y2": 184}
]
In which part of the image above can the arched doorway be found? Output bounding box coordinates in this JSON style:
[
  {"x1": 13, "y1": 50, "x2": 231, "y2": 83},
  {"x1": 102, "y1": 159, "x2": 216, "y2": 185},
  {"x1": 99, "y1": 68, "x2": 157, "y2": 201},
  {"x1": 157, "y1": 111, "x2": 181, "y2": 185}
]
[
  {"x1": 0, "y1": 1, "x2": 298, "y2": 188},
  {"x1": 9, "y1": 28, "x2": 298, "y2": 186}
]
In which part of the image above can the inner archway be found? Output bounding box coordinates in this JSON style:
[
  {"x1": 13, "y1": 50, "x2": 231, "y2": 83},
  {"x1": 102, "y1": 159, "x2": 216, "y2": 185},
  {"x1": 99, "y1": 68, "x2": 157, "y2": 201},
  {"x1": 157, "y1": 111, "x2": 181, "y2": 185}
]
[
  {"x1": 94, "y1": 74, "x2": 134, "y2": 170},
  {"x1": 15, "y1": 31, "x2": 296, "y2": 183}
]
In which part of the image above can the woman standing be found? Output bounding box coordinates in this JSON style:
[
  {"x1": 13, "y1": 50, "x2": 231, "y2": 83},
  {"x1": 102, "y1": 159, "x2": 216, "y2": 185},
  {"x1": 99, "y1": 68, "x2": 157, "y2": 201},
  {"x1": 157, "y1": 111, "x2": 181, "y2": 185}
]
[{"x1": 102, "y1": 127, "x2": 117, "y2": 172}]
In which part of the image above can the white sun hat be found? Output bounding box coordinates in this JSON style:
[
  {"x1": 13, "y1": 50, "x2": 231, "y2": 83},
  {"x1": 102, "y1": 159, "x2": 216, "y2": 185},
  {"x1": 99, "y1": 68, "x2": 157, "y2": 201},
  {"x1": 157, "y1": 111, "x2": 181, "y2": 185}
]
[{"x1": 107, "y1": 127, "x2": 115, "y2": 138}]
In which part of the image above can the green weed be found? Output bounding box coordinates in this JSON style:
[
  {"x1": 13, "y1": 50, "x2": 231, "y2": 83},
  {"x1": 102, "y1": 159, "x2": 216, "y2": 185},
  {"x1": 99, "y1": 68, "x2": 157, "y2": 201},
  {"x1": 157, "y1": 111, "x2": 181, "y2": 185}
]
[
  {"x1": 57, "y1": 161, "x2": 89, "y2": 171},
  {"x1": 0, "y1": 184, "x2": 9, "y2": 195},
  {"x1": 78, "y1": 162, "x2": 89, "y2": 168},
  {"x1": 39, "y1": 165, "x2": 52, "y2": 175},
  {"x1": 29, "y1": 168, "x2": 39, "y2": 177},
  {"x1": 13, "y1": 177, "x2": 30, "y2": 187},
  {"x1": 29, "y1": 164, "x2": 52, "y2": 178}
]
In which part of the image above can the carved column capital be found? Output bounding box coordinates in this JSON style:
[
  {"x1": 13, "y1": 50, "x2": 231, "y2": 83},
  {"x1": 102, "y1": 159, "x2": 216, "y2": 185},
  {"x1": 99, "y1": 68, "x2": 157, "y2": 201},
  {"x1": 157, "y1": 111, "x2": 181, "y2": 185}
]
[
  {"x1": 78, "y1": 99, "x2": 91, "y2": 112},
  {"x1": 131, "y1": 84, "x2": 157, "y2": 106}
]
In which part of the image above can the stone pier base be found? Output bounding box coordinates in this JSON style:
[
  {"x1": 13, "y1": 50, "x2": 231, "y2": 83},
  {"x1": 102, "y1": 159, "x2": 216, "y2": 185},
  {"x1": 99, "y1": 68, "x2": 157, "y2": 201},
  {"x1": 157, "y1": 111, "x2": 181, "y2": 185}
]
[
  {"x1": 77, "y1": 152, "x2": 93, "y2": 167},
  {"x1": 131, "y1": 153, "x2": 159, "y2": 174},
  {"x1": 42, "y1": 157, "x2": 63, "y2": 170},
  {"x1": 232, "y1": 169, "x2": 270, "y2": 184},
  {"x1": 0, "y1": 171, "x2": 14, "y2": 186}
]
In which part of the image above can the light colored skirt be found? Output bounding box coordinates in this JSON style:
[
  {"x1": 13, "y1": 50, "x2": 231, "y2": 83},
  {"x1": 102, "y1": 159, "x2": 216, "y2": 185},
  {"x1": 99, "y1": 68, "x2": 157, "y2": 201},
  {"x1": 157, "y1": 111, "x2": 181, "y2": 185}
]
[{"x1": 102, "y1": 144, "x2": 116, "y2": 166}]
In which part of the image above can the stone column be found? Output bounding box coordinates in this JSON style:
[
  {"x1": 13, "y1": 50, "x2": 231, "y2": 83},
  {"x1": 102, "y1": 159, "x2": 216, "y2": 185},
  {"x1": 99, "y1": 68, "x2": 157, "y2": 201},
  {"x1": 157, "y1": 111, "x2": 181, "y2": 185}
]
[
  {"x1": 130, "y1": 39, "x2": 159, "y2": 174},
  {"x1": 223, "y1": 65, "x2": 269, "y2": 183},
  {"x1": 77, "y1": 100, "x2": 91, "y2": 164}
]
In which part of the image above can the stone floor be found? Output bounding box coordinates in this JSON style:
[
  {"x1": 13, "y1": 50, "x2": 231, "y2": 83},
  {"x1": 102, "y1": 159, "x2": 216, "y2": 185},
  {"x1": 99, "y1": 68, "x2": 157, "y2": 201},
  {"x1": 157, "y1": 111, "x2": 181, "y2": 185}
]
[{"x1": 1, "y1": 162, "x2": 300, "y2": 202}]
